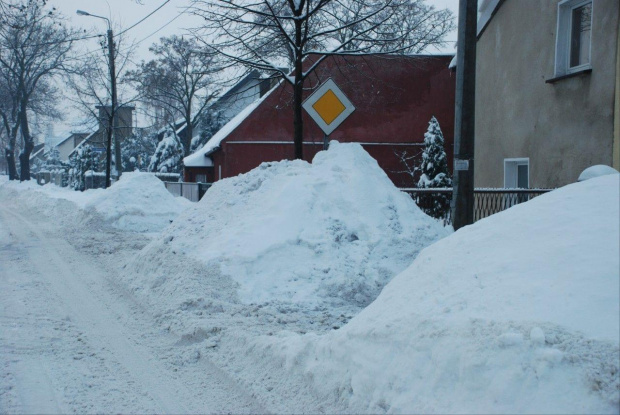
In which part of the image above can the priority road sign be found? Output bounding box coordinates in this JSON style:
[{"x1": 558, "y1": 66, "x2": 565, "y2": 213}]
[{"x1": 302, "y1": 78, "x2": 355, "y2": 135}]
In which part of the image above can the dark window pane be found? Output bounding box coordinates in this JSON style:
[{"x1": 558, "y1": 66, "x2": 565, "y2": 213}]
[
  {"x1": 517, "y1": 164, "x2": 529, "y2": 189},
  {"x1": 570, "y1": 3, "x2": 592, "y2": 68}
]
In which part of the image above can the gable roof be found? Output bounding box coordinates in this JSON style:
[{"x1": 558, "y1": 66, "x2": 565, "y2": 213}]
[
  {"x1": 478, "y1": 0, "x2": 506, "y2": 38},
  {"x1": 212, "y1": 69, "x2": 262, "y2": 108},
  {"x1": 185, "y1": 54, "x2": 455, "y2": 169},
  {"x1": 55, "y1": 132, "x2": 89, "y2": 148},
  {"x1": 68, "y1": 131, "x2": 97, "y2": 157},
  {"x1": 29, "y1": 143, "x2": 45, "y2": 160},
  {"x1": 183, "y1": 90, "x2": 272, "y2": 167}
]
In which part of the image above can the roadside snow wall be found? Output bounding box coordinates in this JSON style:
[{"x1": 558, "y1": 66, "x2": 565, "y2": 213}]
[
  {"x1": 255, "y1": 174, "x2": 620, "y2": 413},
  {"x1": 134, "y1": 142, "x2": 449, "y2": 309},
  {"x1": 0, "y1": 172, "x2": 190, "y2": 233}
]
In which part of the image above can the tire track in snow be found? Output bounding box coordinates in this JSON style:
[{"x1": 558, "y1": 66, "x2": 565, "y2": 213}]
[{"x1": 1, "y1": 206, "x2": 252, "y2": 414}]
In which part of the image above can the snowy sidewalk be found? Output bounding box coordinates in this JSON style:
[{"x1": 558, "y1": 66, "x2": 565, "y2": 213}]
[{"x1": 0, "y1": 204, "x2": 264, "y2": 414}]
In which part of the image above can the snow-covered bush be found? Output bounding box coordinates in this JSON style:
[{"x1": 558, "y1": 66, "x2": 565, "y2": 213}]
[
  {"x1": 122, "y1": 128, "x2": 157, "y2": 172},
  {"x1": 148, "y1": 128, "x2": 184, "y2": 173},
  {"x1": 416, "y1": 116, "x2": 452, "y2": 219},
  {"x1": 190, "y1": 109, "x2": 226, "y2": 153},
  {"x1": 68, "y1": 145, "x2": 100, "y2": 191}
]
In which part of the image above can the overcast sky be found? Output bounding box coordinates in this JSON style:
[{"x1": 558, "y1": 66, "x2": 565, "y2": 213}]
[{"x1": 46, "y1": 0, "x2": 460, "y2": 137}]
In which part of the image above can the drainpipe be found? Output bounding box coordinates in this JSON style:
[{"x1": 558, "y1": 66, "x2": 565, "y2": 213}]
[{"x1": 614, "y1": 12, "x2": 620, "y2": 170}]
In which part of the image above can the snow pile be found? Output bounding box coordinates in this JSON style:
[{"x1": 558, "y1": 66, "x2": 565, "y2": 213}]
[
  {"x1": 82, "y1": 172, "x2": 191, "y2": 232},
  {"x1": 135, "y1": 142, "x2": 449, "y2": 308},
  {"x1": 253, "y1": 174, "x2": 619, "y2": 413},
  {"x1": 0, "y1": 173, "x2": 190, "y2": 232},
  {"x1": 578, "y1": 164, "x2": 619, "y2": 182}
]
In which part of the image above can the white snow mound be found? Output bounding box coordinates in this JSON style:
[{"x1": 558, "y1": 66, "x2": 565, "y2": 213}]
[
  {"x1": 0, "y1": 172, "x2": 190, "y2": 232},
  {"x1": 258, "y1": 174, "x2": 620, "y2": 413},
  {"x1": 142, "y1": 142, "x2": 449, "y2": 307},
  {"x1": 83, "y1": 172, "x2": 191, "y2": 232},
  {"x1": 578, "y1": 164, "x2": 619, "y2": 182}
]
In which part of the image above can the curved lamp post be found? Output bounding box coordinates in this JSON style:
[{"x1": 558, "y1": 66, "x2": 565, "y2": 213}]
[{"x1": 76, "y1": 9, "x2": 120, "y2": 188}]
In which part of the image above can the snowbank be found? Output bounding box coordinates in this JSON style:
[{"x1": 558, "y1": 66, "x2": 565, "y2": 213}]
[
  {"x1": 578, "y1": 164, "x2": 619, "y2": 182},
  {"x1": 256, "y1": 174, "x2": 620, "y2": 413},
  {"x1": 0, "y1": 172, "x2": 190, "y2": 232},
  {"x1": 82, "y1": 172, "x2": 191, "y2": 232},
  {"x1": 135, "y1": 142, "x2": 449, "y2": 309}
]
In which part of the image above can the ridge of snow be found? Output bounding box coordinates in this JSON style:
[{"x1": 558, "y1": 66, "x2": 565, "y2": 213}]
[
  {"x1": 1, "y1": 172, "x2": 191, "y2": 232},
  {"x1": 142, "y1": 142, "x2": 450, "y2": 308},
  {"x1": 254, "y1": 174, "x2": 620, "y2": 413}
]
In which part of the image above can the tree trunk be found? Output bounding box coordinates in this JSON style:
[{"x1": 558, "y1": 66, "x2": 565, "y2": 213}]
[
  {"x1": 293, "y1": 20, "x2": 304, "y2": 160},
  {"x1": 19, "y1": 139, "x2": 33, "y2": 181},
  {"x1": 184, "y1": 108, "x2": 192, "y2": 157},
  {"x1": 19, "y1": 103, "x2": 33, "y2": 181},
  {"x1": 6, "y1": 147, "x2": 18, "y2": 180}
]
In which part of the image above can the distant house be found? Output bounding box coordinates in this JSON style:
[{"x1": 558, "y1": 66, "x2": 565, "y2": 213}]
[
  {"x1": 474, "y1": 0, "x2": 619, "y2": 188},
  {"x1": 69, "y1": 105, "x2": 135, "y2": 159},
  {"x1": 184, "y1": 54, "x2": 456, "y2": 187},
  {"x1": 55, "y1": 132, "x2": 90, "y2": 162},
  {"x1": 29, "y1": 143, "x2": 46, "y2": 164},
  {"x1": 165, "y1": 70, "x2": 279, "y2": 151}
]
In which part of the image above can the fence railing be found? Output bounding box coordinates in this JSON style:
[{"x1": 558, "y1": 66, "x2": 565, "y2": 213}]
[
  {"x1": 35, "y1": 170, "x2": 65, "y2": 187},
  {"x1": 163, "y1": 181, "x2": 212, "y2": 202},
  {"x1": 401, "y1": 188, "x2": 553, "y2": 225}
]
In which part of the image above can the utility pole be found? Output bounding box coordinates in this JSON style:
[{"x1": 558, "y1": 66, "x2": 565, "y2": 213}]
[
  {"x1": 107, "y1": 28, "x2": 122, "y2": 184},
  {"x1": 77, "y1": 10, "x2": 121, "y2": 188},
  {"x1": 451, "y1": 0, "x2": 478, "y2": 230}
]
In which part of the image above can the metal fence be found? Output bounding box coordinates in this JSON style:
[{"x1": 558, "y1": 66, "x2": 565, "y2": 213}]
[
  {"x1": 35, "y1": 170, "x2": 65, "y2": 186},
  {"x1": 402, "y1": 188, "x2": 553, "y2": 225},
  {"x1": 163, "y1": 182, "x2": 212, "y2": 202}
]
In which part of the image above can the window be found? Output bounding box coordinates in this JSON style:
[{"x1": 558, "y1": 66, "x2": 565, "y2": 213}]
[
  {"x1": 195, "y1": 174, "x2": 207, "y2": 183},
  {"x1": 555, "y1": 0, "x2": 593, "y2": 77},
  {"x1": 504, "y1": 158, "x2": 529, "y2": 189}
]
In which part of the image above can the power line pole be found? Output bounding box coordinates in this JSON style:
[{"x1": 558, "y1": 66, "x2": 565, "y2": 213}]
[
  {"x1": 107, "y1": 28, "x2": 122, "y2": 184},
  {"x1": 77, "y1": 10, "x2": 121, "y2": 188},
  {"x1": 451, "y1": 0, "x2": 478, "y2": 230}
]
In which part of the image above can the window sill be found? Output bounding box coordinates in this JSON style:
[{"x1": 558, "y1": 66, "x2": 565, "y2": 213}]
[{"x1": 545, "y1": 68, "x2": 592, "y2": 84}]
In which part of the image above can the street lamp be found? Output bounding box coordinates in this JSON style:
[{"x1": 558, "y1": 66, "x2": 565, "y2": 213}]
[{"x1": 76, "y1": 9, "x2": 121, "y2": 188}]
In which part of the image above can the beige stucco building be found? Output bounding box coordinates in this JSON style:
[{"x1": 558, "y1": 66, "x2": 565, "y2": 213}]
[{"x1": 474, "y1": 0, "x2": 620, "y2": 188}]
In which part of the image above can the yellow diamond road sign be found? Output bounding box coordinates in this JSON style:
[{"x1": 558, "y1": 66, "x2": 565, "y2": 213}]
[{"x1": 303, "y1": 78, "x2": 355, "y2": 135}]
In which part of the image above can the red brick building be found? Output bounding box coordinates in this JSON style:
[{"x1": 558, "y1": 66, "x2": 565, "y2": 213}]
[{"x1": 184, "y1": 54, "x2": 455, "y2": 188}]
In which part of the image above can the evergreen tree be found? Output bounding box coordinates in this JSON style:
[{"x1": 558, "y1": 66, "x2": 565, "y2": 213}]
[
  {"x1": 417, "y1": 116, "x2": 452, "y2": 220},
  {"x1": 122, "y1": 129, "x2": 157, "y2": 172},
  {"x1": 148, "y1": 129, "x2": 184, "y2": 173},
  {"x1": 68, "y1": 145, "x2": 100, "y2": 191},
  {"x1": 190, "y1": 109, "x2": 226, "y2": 153}
]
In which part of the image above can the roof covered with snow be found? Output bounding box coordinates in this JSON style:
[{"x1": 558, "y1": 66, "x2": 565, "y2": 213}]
[{"x1": 183, "y1": 86, "x2": 277, "y2": 167}]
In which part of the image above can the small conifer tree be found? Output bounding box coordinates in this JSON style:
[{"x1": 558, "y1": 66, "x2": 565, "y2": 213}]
[
  {"x1": 416, "y1": 116, "x2": 452, "y2": 220},
  {"x1": 68, "y1": 145, "x2": 100, "y2": 191},
  {"x1": 148, "y1": 129, "x2": 184, "y2": 173}
]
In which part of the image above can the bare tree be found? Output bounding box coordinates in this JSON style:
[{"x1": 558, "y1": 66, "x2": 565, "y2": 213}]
[
  {"x1": 0, "y1": 0, "x2": 79, "y2": 180},
  {"x1": 128, "y1": 35, "x2": 221, "y2": 157},
  {"x1": 66, "y1": 31, "x2": 137, "y2": 180},
  {"x1": 191, "y1": 0, "x2": 454, "y2": 160}
]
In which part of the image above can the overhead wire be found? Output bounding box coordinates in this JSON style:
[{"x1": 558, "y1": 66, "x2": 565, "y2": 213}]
[{"x1": 115, "y1": 0, "x2": 172, "y2": 37}]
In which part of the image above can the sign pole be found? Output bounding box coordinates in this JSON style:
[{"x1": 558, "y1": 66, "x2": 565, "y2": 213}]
[
  {"x1": 323, "y1": 133, "x2": 329, "y2": 150},
  {"x1": 452, "y1": 0, "x2": 478, "y2": 230}
]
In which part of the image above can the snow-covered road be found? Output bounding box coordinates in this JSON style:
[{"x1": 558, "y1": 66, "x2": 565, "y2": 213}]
[{"x1": 0, "y1": 205, "x2": 264, "y2": 414}]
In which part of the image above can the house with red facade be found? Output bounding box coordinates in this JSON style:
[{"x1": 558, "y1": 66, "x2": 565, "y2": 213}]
[{"x1": 184, "y1": 54, "x2": 456, "y2": 188}]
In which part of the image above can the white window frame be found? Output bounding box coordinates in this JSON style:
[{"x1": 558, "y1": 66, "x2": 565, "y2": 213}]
[
  {"x1": 504, "y1": 158, "x2": 530, "y2": 189},
  {"x1": 554, "y1": 0, "x2": 593, "y2": 77}
]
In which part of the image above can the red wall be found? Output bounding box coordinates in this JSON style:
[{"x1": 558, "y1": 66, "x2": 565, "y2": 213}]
[{"x1": 204, "y1": 55, "x2": 455, "y2": 188}]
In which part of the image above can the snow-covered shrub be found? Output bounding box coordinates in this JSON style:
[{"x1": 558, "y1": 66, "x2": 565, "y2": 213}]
[
  {"x1": 416, "y1": 116, "x2": 452, "y2": 219},
  {"x1": 68, "y1": 145, "x2": 100, "y2": 191},
  {"x1": 122, "y1": 128, "x2": 157, "y2": 172},
  {"x1": 190, "y1": 109, "x2": 226, "y2": 153},
  {"x1": 148, "y1": 128, "x2": 184, "y2": 173}
]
